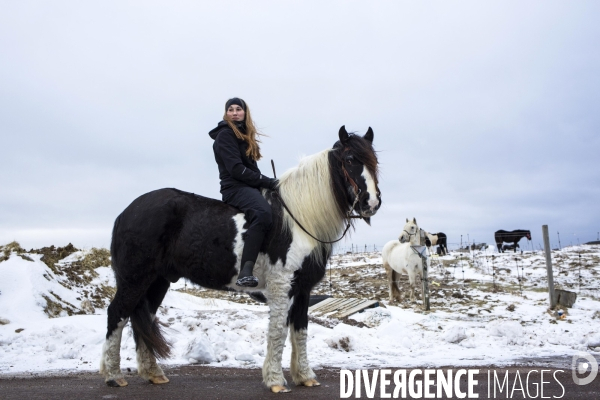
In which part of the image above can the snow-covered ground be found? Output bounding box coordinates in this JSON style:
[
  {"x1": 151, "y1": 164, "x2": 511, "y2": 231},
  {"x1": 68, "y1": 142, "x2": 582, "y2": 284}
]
[{"x1": 1, "y1": 242, "x2": 599, "y2": 377}]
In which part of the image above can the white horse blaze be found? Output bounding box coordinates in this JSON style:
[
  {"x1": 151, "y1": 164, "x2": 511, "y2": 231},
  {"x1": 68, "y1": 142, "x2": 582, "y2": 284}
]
[{"x1": 361, "y1": 168, "x2": 379, "y2": 210}]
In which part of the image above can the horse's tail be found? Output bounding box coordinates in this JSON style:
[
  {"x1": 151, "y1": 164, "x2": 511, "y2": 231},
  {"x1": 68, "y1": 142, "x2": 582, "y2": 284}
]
[
  {"x1": 109, "y1": 214, "x2": 121, "y2": 271},
  {"x1": 130, "y1": 297, "x2": 172, "y2": 359}
]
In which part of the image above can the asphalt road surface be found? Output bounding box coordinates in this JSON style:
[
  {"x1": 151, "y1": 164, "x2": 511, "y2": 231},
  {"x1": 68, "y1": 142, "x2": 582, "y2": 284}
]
[{"x1": 0, "y1": 365, "x2": 598, "y2": 399}]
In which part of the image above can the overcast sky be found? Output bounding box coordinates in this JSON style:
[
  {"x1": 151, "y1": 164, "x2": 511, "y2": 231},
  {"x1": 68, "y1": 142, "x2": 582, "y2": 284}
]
[{"x1": 1, "y1": 1, "x2": 599, "y2": 252}]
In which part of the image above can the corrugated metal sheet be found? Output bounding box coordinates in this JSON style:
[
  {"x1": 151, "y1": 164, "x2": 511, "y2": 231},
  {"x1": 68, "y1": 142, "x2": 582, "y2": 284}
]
[{"x1": 308, "y1": 297, "x2": 379, "y2": 319}]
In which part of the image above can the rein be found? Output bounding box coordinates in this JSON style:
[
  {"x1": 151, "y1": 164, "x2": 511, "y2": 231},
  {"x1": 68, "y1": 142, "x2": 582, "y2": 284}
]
[
  {"x1": 270, "y1": 159, "x2": 363, "y2": 245},
  {"x1": 410, "y1": 245, "x2": 429, "y2": 261}
]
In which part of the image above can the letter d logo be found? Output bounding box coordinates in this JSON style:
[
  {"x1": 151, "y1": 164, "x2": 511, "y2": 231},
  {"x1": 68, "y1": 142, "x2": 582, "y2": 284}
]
[{"x1": 572, "y1": 352, "x2": 598, "y2": 385}]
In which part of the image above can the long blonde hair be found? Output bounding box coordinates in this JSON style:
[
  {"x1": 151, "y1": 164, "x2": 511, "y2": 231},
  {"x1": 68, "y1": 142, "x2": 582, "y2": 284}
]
[{"x1": 223, "y1": 102, "x2": 262, "y2": 161}]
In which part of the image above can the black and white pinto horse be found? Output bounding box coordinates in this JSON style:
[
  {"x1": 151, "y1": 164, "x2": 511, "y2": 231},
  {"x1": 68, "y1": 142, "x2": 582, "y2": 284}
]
[
  {"x1": 99, "y1": 127, "x2": 381, "y2": 393},
  {"x1": 425, "y1": 232, "x2": 448, "y2": 255},
  {"x1": 494, "y1": 229, "x2": 531, "y2": 253}
]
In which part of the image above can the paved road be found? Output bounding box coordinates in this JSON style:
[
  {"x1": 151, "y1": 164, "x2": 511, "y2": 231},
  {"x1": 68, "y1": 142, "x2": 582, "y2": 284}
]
[{"x1": 0, "y1": 365, "x2": 598, "y2": 399}]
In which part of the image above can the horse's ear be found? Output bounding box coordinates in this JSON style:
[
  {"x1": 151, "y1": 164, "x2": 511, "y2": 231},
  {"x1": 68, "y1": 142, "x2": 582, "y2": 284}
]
[
  {"x1": 339, "y1": 125, "x2": 349, "y2": 145},
  {"x1": 413, "y1": 217, "x2": 417, "y2": 224},
  {"x1": 363, "y1": 217, "x2": 371, "y2": 226},
  {"x1": 364, "y1": 127, "x2": 374, "y2": 143},
  {"x1": 406, "y1": 218, "x2": 409, "y2": 223}
]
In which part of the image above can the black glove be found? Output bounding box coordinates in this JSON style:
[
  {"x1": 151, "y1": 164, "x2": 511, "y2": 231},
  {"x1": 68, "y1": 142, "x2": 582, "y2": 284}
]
[{"x1": 268, "y1": 179, "x2": 279, "y2": 191}]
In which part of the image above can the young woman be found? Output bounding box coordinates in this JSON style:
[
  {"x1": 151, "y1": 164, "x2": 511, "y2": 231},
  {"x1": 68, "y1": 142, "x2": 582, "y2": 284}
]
[{"x1": 208, "y1": 98, "x2": 278, "y2": 287}]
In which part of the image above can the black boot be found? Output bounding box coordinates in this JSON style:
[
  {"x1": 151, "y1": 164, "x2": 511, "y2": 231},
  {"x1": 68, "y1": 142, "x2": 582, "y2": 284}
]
[{"x1": 236, "y1": 261, "x2": 258, "y2": 287}]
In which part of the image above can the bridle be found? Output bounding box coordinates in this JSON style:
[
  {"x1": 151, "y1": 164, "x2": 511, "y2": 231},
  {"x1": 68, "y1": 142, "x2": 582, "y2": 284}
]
[
  {"x1": 403, "y1": 229, "x2": 417, "y2": 238},
  {"x1": 402, "y1": 226, "x2": 429, "y2": 260},
  {"x1": 401, "y1": 228, "x2": 417, "y2": 241},
  {"x1": 271, "y1": 159, "x2": 365, "y2": 245}
]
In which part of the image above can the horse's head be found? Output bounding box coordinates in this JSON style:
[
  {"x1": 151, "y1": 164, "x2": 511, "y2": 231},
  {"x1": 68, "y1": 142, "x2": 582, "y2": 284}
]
[
  {"x1": 399, "y1": 218, "x2": 419, "y2": 244},
  {"x1": 330, "y1": 126, "x2": 381, "y2": 223},
  {"x1": 526, "y1": 230, "x2": 532, "y2": 240}
]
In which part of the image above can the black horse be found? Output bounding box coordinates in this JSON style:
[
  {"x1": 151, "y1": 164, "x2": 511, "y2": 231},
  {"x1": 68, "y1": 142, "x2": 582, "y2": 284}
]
[
  {"x1": 494, "y1": 229, "x2": 531, "y2": 253},
  {"x1": 99, "y1": 126, "x2": 381, "y2": 393}
]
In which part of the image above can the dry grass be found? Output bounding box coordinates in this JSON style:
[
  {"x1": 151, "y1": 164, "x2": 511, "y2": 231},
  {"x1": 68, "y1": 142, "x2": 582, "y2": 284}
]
[
  {"x1": 59, "y1": 247, "x2": 111, "y2": 288},
  {"x1": 2, "y1": 243, "x2": 114, "y2": 317},
  {"x1": 174, "y1": 286, "x2": 261, "y2": 305},
  {"x1": 0, "y1": 241, "x2": 27, "y2": 262},
  {"x1": 27, "y1": 243, "x2": 79, "y2": 274},
  {"x1": 42, "y1": 292, "x2": 83, "y2": 318}
]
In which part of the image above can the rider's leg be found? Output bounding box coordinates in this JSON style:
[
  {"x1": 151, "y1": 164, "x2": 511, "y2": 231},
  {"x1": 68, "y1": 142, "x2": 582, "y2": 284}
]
[{"x1": 222, "y1": 186, "x2": 272, "y2": 287}]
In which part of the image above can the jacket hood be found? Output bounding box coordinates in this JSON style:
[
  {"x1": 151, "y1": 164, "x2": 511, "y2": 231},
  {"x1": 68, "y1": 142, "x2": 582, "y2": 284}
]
[{"x1": 208, "y1": 120, "x2": 230, "y2": 140}]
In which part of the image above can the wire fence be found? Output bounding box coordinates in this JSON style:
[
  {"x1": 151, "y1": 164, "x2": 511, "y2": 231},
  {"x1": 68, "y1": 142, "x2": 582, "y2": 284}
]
[
  {"x1": 330, "y1": 242, "x2": 600, "y2": 300},
  {"x1": 427, "y1": 246, "x2": 599, "y2": 299},
  {"x1": 333, "y1": 238, "x2": 600, "y2": 256}
]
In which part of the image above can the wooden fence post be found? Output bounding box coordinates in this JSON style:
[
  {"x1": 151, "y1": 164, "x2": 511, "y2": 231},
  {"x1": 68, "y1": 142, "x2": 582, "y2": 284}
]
[
  {"x1": 422, "y1": 252, "x2": 431, "y2": 311},
  {"x1": 542, "y1": 225, "x2": 557, "y2": 309}
]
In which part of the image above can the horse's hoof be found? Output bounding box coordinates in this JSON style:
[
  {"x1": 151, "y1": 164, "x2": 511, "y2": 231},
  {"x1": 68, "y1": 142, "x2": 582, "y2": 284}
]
[
  {"x1": 106, "y1": 378, "x2": 128, "y2": 387},
  {"x1": 271, "y1": 384, "x2": 291, "y2": 393},
  {"x1": 149, "y1": 375, "x2": 170, "y2": 384},
  {"x1": 301, "y1": 379, "x2": 320, "y2": 387}
]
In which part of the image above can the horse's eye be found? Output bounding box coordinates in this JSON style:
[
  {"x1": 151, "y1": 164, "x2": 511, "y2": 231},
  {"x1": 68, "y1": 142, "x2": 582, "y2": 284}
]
[{"x1": 345, "y1": 155, "x2": 354, "y2": 164}]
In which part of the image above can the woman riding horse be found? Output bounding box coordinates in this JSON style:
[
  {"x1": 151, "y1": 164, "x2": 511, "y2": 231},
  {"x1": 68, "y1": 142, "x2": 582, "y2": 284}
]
[{"x1": 209, "y1": 98, "x2": 278, "y2": 287}]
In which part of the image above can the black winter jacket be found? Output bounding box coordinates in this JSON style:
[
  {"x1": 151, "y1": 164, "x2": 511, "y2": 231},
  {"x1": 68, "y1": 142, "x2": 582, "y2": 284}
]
[{"x1": 209, "y1": 120, "x2": 275, "y2": 193}]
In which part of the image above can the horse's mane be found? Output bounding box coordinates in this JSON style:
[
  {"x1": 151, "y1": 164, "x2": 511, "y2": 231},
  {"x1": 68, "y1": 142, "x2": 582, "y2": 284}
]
[
  {"x1": 278, "y1": 149, "x2": 345, "y2": 262},
  {"x1": 277, "y1": 133, "x2": 378, "y2": 264}
]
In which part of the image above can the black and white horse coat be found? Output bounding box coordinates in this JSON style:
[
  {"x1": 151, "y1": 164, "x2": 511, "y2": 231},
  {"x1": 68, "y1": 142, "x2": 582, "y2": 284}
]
[
  {"x1": 425, "y1": 232, "x2": 448, "y2": 255},
  {"x1": 494, "y1": 229, "x2": 531, "y2": 253},
  {"x1": 99, "y1": 127, "x2": 381, "y2": 392}
]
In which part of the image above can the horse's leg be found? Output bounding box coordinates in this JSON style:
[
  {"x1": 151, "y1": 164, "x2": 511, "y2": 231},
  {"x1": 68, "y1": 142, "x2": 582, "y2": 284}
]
[
  {"x1": 289, "y1": 290, "x2": 319, "y2": 387},
  {"x1": 100, "y1": 275, "x2": 156, "y2": 387},
  {"x1": 391, "y1": 271, "x2": 402, "y2": 302},
  {"x1": 262, "y1": 269, "x2": 294, "y2": 393},
  {"x1": 384, "y1": 262, "x2": 396, "y2": 303},
  {"x1": 99, "y1": 314, "x2": 129, "y2": 387},
  {"x1": 136, "y1": 276, "x2": 170, "y2": 385}
]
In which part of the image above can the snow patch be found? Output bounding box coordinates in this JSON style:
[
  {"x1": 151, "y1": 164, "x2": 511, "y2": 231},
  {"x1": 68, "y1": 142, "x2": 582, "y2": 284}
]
[
  {"x1": 443, "y1": 326, "x2": 467, "y2": 343},
  {"x1": 184, "y1": 336, "x2": 217, "y2": 364}
]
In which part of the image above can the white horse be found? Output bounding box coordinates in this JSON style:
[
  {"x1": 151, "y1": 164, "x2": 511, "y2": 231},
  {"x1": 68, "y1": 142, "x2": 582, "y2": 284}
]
[{"x1": 382, "y1": 218, "x2": 430, "y2": 303}]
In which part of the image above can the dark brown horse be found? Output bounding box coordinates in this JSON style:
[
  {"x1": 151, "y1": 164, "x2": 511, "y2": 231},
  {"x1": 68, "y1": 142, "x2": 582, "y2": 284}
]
[{"x1": 495, "y1": 229, "x2": 531, "y2": 253}]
